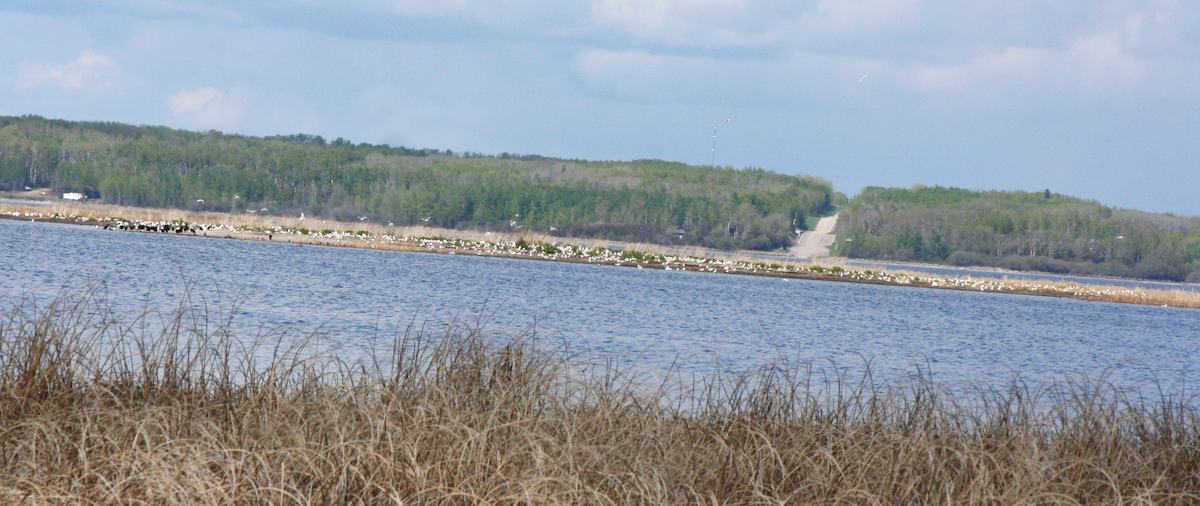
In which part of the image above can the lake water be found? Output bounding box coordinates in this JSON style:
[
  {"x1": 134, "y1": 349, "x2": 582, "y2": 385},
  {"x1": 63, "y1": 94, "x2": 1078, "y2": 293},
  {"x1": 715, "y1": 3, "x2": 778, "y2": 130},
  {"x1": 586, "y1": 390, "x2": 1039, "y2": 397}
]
[{"x1": 3, "y1": 218, "x2": 1200, "y2": 392}]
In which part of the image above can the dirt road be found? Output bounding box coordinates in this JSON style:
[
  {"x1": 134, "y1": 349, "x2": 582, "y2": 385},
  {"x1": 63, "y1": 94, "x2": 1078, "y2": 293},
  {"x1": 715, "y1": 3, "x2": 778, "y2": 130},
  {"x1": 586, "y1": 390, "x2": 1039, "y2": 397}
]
[{"x1": 790, "y1": 214, "x2": 838, "y2": 258}]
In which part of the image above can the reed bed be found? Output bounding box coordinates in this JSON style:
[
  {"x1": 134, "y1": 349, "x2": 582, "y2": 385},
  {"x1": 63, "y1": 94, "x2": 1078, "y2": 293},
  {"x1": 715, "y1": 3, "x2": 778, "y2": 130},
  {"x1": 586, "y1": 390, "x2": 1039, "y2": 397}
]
[
  {"x1": 4, "y1": 201, "x2": 1200, "y2": 309},
  {"x1": 2, "y1": 289, "x2": 1200, "y2": 505}
]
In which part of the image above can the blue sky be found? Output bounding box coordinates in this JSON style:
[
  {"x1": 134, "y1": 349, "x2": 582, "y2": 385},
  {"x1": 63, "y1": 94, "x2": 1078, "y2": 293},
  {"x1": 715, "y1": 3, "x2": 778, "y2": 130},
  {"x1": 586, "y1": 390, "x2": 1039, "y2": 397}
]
[{"x1": 3, "y1": 0, "x2": 1198, "y2": 214}]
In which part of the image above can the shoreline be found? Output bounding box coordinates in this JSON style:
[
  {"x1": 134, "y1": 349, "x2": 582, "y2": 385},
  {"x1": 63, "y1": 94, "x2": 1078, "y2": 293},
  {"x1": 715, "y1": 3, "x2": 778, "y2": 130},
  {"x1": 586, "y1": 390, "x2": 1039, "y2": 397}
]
[
  {"x1": 841, "y1": 257, "x2": 1200, "y2": 289},
  {"x1": 6, "y1": 291, "x2": 1196, "y2": 504},
  {"x1": 4, "y1": 201, "x2": 1199, "y2": 309}
]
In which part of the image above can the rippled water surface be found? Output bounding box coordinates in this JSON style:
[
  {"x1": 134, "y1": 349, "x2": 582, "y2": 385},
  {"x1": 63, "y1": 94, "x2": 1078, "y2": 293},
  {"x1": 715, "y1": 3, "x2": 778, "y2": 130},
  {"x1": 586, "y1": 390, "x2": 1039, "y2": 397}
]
[{"x1": 4, "y1": 218, "x2": 1200, "y2": 390}]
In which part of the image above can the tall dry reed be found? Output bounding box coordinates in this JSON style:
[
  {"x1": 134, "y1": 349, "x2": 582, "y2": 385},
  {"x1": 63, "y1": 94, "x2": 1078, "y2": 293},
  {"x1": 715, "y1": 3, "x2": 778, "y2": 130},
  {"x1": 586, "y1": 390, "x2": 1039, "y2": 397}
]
[{"x1": 2, "y1": 290, "x2": 1199, "y2": 504}]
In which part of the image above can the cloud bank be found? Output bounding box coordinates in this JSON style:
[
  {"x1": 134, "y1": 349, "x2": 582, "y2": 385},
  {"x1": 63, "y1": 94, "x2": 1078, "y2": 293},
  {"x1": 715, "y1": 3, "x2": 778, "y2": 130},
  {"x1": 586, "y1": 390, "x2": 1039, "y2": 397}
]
[
  {"x1": 0, "y1": 1, "x2": 1197, "y2": 213},
  {"x1": 18, "y1": 50, "x2": 121, "y2": 93},
  {"x1": 169, "y1": 86, "x2": 249, "y2": 128}
]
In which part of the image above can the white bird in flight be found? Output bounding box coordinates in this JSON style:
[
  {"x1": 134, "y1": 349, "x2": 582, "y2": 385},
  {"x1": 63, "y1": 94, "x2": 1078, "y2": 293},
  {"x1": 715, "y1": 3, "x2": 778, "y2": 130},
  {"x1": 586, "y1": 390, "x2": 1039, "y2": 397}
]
[
  {"x1": 859, "y1": 73, "x2": 869, "y2": 82},
  {"x1": 510, "y1": 220, "x2": 517, "y2": 227},
  {"x1": 421, "y1": 216, "x2": 431, "y2": 222}
]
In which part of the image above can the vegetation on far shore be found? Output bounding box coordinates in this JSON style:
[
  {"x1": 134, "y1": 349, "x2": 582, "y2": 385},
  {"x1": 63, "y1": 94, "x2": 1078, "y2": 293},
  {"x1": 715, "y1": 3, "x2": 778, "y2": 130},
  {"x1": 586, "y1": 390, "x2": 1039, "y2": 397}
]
[
  {"x1": 838, "y1": 185, "x2": 1200, "y2": 282},
  {"x1": 7, "y1": 113, "x2": 1200, "y2": 506},
  {"x1": 5, "y1": 201, "x2": 1200, "y2": 309},
  {"x1": 5, "y1": 113, "x2": 1199, "y2": 281},
  {"x1": 0, "y1": 115, "x2": 833, "y2": 251},
  {"x1": 2, "y1": 289, "x2": 1199, "y2": 504}
]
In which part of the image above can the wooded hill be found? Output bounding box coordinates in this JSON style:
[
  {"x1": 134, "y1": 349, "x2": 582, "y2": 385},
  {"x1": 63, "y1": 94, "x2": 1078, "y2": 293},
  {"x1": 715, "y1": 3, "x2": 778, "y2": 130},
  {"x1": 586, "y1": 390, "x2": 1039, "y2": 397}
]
[
  {"x1": 837, "y1": 186, "x2": 1200, "y2": 282},
  {"x1": 0, "y1": 115, "x2": 833, "y2": 251}
]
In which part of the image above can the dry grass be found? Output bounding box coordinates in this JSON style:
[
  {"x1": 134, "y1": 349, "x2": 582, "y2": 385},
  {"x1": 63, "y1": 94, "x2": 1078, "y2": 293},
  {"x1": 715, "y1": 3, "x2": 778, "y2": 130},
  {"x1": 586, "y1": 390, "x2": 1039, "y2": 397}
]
[{"x1": 2, "y1": 289, "x2": 1200, "y2": 505}]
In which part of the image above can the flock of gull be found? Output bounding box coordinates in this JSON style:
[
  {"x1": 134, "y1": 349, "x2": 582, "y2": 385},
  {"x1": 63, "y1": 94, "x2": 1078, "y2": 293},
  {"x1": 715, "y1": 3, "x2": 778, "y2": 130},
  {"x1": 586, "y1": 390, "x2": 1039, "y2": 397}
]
[{"x1": 2, "y1": 208, "x2": 1190, "y2": 308}]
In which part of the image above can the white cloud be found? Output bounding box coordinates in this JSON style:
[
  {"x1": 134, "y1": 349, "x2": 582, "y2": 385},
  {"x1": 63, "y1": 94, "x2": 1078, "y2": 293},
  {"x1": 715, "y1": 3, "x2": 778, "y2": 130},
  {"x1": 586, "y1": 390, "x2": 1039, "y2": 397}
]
[
  {"x1": 898, "y1": 27, "x2": 1147, "y2": 104},
  {"x1": 169, "y1": 86, "x2": 248, "y2": 127},
  {"x1": 347, "y1": 84, "x2": 490, "y2": 149},
  {"x1": 573, "y1": 48, "x2": 889, "y2": 107},
  {"x1": 573, "y1": 10, "x2": 1187, "y2": 113},
  {"x1": 303, "y1": 0, "x2": 458, "y2": 17},
  {"x1": 115, "y1": 0, "x2": 245, "y2": 22},
  {"x1": 586, "y1": 0, "x2": 929, "y2": 48},
  {"x1": 363, "y1": 0, "x2": 483, "y2": 17},
  {"x1": 1069, "y1": 31, "x2": 1146, "y2": 91},
  {"x1": 297, "y1": 0, "x2": 582, "y2": 30},
  {"x1": 2, "y1": 0, "x2": 1197, "y2": 214},
  {"x1": 265, "y1": 0, "x2": 1200, "y2": 61},
  {"x1": 901, "y1": 47, "x2": 1052, "y2": 92},
  {"x1": 169, "y1": 87, "x2": 222, "y2": 114},
  {"x1": 805, "y1": 0, "x2": 925, "y2": 34},
  {"x1": 299, "y1": 0, "x2": 921, "y2": 45},
  {"x1": 590, "y1": 0, "x2": 774, "y2": 47},
  {"x1": 18, "y1": 50, "x2": 120, "y2": 92}
]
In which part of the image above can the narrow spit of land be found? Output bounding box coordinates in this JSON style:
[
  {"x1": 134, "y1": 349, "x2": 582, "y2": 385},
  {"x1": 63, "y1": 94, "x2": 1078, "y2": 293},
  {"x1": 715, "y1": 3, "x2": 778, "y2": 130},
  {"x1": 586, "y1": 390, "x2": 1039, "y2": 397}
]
[{"x1": 3, "y1": 201, "x2": 1199, "y2": 309}]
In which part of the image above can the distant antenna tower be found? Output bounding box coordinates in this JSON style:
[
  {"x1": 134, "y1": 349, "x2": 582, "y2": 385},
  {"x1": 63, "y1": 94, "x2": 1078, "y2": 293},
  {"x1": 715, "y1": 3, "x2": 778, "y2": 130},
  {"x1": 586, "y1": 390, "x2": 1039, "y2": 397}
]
[
  {"x1": 710, "y1": 118, "x2": 731, "y2": 167},
  {"x1": 711, "y1": 126, "x2": 717, "y2": 166}
]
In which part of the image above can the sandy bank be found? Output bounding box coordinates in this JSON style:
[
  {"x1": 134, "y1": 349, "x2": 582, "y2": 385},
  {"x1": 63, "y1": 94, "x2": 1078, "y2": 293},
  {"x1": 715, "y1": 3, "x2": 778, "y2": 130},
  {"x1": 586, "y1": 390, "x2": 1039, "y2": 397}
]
[{"x1": 3, "y1": 201, "x2": 1198, "y2": 309}]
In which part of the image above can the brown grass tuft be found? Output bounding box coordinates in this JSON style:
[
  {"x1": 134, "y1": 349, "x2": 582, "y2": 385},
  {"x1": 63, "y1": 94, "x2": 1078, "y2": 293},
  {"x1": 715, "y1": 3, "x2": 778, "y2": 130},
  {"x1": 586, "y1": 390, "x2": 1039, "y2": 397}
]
[{"x1": 1, "y1": 289, "x2": 1199, "y2": 504}]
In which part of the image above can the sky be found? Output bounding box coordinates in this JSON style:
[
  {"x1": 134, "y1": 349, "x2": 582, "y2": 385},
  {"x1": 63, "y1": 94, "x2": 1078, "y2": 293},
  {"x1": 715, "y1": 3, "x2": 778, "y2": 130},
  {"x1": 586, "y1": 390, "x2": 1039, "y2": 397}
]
[{"x1": 2, "y1": 0, "x2": 1198, "y2": 214}]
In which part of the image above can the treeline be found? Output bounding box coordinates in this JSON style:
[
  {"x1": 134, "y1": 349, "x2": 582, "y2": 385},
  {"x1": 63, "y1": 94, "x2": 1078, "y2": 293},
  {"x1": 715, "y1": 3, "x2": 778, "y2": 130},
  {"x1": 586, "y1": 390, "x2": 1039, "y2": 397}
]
[
  {"x1": 0, "y1": 115, "x2": 833, "y2": 250},
  {"x1": 837, "y1": 186, "x2": 1200, "y2": 282}
]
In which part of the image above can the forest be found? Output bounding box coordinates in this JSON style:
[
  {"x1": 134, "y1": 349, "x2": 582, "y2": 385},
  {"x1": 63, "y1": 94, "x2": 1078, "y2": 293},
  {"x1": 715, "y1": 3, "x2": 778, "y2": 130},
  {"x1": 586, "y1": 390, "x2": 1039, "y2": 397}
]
[
  {"x1": 837, "y1": 185, "x2": 1200, "y2": 282},
  {"x1": 0, "y1": 115, "x2": 833, "y2": 251}
]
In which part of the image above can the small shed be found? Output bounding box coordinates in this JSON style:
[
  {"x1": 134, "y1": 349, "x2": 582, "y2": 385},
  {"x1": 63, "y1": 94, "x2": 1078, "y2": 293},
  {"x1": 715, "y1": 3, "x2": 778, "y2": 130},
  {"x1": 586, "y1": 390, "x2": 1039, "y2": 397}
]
[{"x1": 62, "y1": 192, "x2": 85, "y2": 201}]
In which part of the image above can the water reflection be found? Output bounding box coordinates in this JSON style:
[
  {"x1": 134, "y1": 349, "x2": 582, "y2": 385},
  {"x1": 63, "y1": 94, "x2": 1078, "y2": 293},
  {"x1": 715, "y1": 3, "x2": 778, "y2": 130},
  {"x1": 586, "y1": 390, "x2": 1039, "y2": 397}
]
[{"x1": 3, "y1": 218, "x2": 1199, "y2": 392}]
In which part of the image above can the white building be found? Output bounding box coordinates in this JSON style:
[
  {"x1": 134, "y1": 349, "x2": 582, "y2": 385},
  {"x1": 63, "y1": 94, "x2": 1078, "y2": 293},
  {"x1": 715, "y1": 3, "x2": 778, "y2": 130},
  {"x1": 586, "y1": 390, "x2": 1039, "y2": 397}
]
[{"x1": 62, "y1": 192, "x2": 84, "y2": 201}]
